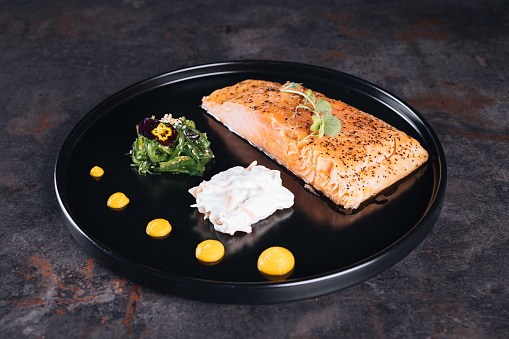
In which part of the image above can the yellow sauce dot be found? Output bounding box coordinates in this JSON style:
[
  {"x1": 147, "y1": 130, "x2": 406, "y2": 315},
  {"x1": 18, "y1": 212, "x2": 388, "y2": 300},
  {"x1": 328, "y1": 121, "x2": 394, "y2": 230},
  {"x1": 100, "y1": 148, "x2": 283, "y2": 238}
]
[
  {"x1": 196, "y1": 240, "x2": 225, "y2": 263},
  {"x1": 257, "y1": 246, "x2": 295, "y2": 276},
  {"x1": 146, "y1": 218, "x2": 172, "y2": 238},
  {"x1": 107, "y1": 192, "x2": 129, "y2": 209},
  {"x1": 90, "y1": 166, "x2": 104, "y2": 178}
]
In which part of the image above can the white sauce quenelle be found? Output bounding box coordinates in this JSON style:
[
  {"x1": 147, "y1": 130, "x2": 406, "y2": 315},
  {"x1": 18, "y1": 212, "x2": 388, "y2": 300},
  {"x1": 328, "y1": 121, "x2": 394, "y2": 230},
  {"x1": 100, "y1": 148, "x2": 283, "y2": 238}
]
[{"x1": 188, "y1": 161, "x2": 294, "y2": 235}]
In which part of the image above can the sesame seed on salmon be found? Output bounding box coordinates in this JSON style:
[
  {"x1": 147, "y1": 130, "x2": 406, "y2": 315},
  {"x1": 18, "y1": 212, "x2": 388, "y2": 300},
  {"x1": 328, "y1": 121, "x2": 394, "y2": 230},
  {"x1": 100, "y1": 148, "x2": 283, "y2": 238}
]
[{"x1": 201, "y1": 79, "x2": 429, "y2": 210}]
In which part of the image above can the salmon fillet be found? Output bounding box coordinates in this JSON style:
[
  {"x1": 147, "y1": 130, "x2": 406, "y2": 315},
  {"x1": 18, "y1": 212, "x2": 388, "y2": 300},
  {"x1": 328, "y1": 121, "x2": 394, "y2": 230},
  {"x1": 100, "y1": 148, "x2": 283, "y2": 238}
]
[{"x1": 201, "y1": 80, "x2": 429, "y2": 209}]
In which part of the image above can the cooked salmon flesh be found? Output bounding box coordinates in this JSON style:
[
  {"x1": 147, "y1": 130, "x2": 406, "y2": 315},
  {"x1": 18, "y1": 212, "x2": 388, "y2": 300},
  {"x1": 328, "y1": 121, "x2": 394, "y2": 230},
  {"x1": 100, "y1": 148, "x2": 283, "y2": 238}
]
[{"x1": 201, "y1": 80, "x2": 429, "y2": 209}]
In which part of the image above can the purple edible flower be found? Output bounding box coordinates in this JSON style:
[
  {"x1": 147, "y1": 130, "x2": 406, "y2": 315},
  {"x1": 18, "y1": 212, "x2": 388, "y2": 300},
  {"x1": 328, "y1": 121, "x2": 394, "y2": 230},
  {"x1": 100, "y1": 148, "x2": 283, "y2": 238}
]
[{"x1": 138, "y1": 117, "x2": 178, "y2": 146}]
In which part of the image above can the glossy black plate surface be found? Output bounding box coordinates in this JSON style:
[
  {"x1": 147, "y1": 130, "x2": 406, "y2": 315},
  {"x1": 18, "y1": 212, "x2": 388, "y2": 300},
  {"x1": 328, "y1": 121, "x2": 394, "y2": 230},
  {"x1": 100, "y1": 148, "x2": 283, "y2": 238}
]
[{"x1": 54, "y1": 61, "x2": 446, "y2": 304}]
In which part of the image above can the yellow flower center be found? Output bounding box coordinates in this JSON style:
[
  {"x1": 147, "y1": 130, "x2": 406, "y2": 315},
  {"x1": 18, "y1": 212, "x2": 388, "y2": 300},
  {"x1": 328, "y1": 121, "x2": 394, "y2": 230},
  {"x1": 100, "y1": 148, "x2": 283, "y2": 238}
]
[{"x1": 152, "y1": 123, "x2": 173, "y2": 142}]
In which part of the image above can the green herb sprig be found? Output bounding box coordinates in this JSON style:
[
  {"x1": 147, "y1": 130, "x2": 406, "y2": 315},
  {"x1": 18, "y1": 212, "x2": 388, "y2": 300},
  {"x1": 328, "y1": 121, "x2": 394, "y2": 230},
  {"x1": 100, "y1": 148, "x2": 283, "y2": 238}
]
[{"x1": 281, "y1": 83, "x2": 342, "y2": 141}]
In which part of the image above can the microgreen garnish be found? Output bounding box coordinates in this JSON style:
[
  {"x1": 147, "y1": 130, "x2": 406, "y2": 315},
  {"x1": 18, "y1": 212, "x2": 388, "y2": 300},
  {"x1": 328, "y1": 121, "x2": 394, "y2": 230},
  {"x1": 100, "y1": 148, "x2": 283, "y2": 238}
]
[{"x1": 281, "y1": 83, "x2": 342, "y2": 141}]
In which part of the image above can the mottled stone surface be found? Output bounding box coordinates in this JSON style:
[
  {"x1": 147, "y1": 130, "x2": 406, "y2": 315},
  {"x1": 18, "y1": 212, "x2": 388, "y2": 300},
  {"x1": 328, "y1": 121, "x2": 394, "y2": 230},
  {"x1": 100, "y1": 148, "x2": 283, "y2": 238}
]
[{"x1": 1, "y1": 0, "x2": 508, "y2": 337}]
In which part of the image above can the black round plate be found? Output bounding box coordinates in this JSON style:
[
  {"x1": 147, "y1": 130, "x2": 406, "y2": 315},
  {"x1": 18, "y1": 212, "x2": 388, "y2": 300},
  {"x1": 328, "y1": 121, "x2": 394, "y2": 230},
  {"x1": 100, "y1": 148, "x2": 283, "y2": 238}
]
[{"x1": 54, "y1": 61, "x2": 446, "y2": 304}]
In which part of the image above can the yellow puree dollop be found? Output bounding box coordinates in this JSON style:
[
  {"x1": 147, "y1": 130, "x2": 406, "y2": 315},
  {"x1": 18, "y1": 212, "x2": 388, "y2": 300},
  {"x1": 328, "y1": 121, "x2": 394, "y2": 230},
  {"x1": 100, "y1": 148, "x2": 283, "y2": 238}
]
[
  {"x1": 257, "y1": 246, "x2": 295, "y2": 276},
  {"x1": 90, "y1": 166, "x2": 104, "y2": 178},
  {"x1": 107, "y1": 192, "x2": 129, "y2": 209},
  {"x1": 196, "y1": 240, "x2": 225, "y2": 263},
  {"x1": 146, "y1": 218, "x2": 172, "y2": 238}
]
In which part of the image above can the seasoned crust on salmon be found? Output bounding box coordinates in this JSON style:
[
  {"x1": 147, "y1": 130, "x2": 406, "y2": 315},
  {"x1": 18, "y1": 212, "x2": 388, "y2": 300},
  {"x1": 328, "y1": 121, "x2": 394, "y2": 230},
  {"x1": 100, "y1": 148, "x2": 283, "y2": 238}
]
[{"x1": 201, "y1": 80, "x2": 429, "y2": 209}]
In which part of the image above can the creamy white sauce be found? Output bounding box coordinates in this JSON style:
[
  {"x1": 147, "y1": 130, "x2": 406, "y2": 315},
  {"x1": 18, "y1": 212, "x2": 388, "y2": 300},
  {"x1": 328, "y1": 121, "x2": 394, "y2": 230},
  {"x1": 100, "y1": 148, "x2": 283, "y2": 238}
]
[{"x1": 189, "y1": 161, "x2": 294, "y2": 235}]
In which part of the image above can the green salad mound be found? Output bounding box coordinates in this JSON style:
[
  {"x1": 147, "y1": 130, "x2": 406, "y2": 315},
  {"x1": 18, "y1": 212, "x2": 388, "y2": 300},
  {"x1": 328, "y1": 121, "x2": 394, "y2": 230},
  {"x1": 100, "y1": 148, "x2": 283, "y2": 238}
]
[{"x1": 130, "y1": 114, "x2": 214, "y2": 176}]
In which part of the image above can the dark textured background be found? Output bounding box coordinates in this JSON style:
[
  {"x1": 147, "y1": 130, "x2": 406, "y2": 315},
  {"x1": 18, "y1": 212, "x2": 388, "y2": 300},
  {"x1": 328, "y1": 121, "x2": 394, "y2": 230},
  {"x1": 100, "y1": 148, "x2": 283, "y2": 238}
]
[{"x1": 1, "y1": 0, "x2": 508, "y2": 337}]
